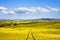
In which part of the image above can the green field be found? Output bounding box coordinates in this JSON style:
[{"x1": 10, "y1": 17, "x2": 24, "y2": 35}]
[{"x1": 0, "y1": 20, "x2": 60, "y2": 40}]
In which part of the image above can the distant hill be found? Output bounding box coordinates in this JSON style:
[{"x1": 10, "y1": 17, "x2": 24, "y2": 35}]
[
  {"x1": 36, "y1": 18, "x2": 60, "y2": 20},
  {"x1": 40, "y1": 18, "x2": 55, "y2": 20}
]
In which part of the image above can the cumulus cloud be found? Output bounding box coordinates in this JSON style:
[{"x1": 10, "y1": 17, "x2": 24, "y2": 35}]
[
  {"x1": 0, "y1": 6, "x2": 7, "y2": 10},
  {"x1": 2, "y1": 10, "x2": 15, "y2": 14},
  {"x1": 36, "y1": 7, "x2": 50, "y2": 12},
  {"x1": 13, "y1": 7, "x2": 50, "y2": 14},
  {"x1": 14, "y1": 7, "x2": 36, "y2": 14},
  {"x1": 48, "y1": 6, "x2": 59, "y2": 12},
  {"x1": 50, "y1": 8, "x2": 59, "y2": 12},
  {"x1": 0, "y1": 6, "x2": 60, "y2": 14},
  {"x1": 2, "y1": 10, "x2": 8, "y2": 14},
  {"x1": 0, "y1": 6, "x2": 15, "y2": 14},
  {"x1": 0, "y1": 6, "x2": 8, "y2": 14}
]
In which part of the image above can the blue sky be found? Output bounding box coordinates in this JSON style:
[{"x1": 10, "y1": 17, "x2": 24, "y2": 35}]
[{"x1": 0, "y1": 0, "x2": 60, "y2": 19}]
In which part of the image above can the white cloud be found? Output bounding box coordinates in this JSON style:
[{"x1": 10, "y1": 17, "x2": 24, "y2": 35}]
[
  {"x1": 2, "y1": 10, "x2": 8, "y2": 14},
  {"x1": 2, "y1": 10, "x2": 15, "y2": 14},
  {"x1": 14, "y1": 7, "x2": 36, "y2": 14},
  {"x1": 0, "y1": 6, "x2": 15, "y2": 14},
  {"x1": 47, "y1": 6, "x2": 59, "y2": 12},
  {"x1": 9, "y1": 10, "x2": 16, "y2": 14},
  {"x1": 0, "y1": 6, "x2": 60, "y2": 14},
  {"x1": 0, "y1": 6, "x2": 7, "y2": 10},
  {"x1": 36, "y1": 7, "x2": 50, "y2": 12},
  {"x1": 0, "y1": 6, "x2": 8, "y2": 14},
  {"x1": 50, "y1": 8, "x2": 59, "y2": 12},
  {"x1": 13, "y1": 7, "x2": 50, "y2": 14}
]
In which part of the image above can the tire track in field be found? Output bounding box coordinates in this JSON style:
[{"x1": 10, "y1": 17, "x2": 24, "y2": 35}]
[
  {"x1": 26, "y1": 32, "x2": 30, "y2": 40},
  {"x1": 26, "y1": 31, "x2": 36, "y2": 40},
  {"x1": 31, "y1": 32, "x2": 36, "y2": 40}
]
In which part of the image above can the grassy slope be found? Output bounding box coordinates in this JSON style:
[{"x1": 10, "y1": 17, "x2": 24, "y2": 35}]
[{"x1": 0, "y1": 20, "x2": 60, "y2": 40}]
